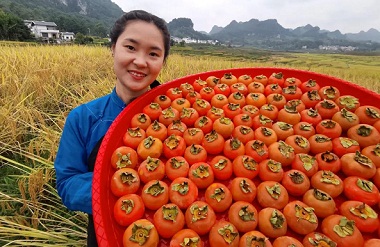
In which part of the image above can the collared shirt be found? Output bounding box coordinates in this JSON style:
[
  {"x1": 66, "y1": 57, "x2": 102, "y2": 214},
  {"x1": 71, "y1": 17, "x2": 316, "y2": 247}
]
[{"x1": 54, "y1": 88, "x2": 126, "y2": 214}]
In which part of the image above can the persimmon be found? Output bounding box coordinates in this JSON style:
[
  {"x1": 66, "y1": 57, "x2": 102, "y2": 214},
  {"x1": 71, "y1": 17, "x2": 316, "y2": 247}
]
[
  {"x1": 208, "y1": 220, "x2": 240, "y2": 247},
  {"x1": 245, "y1": 92, "x2": 266, "y2": 108},
  {"x1": 158, "y1": 106, "x2": 180, "y2": 127},
  {"x1": 302, "y1": 232, "x2": 336, "y2": 247},
  {"x1": 143, "y1": 102, "x2": 162, "y2": 120},
  {"x1": 138, "y1": 156, "x2": 165, "y2": 184},
  {"x1": 136, "y1": 136, "x2": 163, "y2": 160},
  {"x1": 206, "y1": 75, "x2": 220, "y2": 87},
  {"x1": 310, "y1": 170, "x2": 344, "y2": 198},
  {"x1": 232, "y1": 154, "x2": 259, "y2": 180},
  {"x1": 192, "y1": 98, "x2": 211, "y2": 116},
  {"x1": 284, "y1": 77, "x2": 302, "y2": 88},
  {"x1": 232, "y1": 125, "x2": 255, "y2": 145},
  {"x1": 220, "y1": 72, "x2": 238, "y2": 86},
  {"x1": 273, "y1": 236, "x2": 303, "y2": 247},
  {"x1": 252, "y1": 114, "x2": 273, "y2": 129},
  {"x1": 169, "y1": 229, "x2": 203, "y2": 247},
  {"x1": 282, "y1": 85, "x2": 302, "y2": 101},
  {"x1": 315, "y1": 99, "x2": 340, "y2": 119},
  {"x1": 233, "y1": 113, "x2": 253, "y2": 128},
  {"x1": 186, "y1": 90, "x2": 202, "y2": 105},
  {"x1": 207, "y1": 106, "x2": 225, "y2": 122},
  {"x1": 340, "y1": 200, "x2": 380, "y2": 233},
  {"x1": 114, "y1": 194, "x2": 145, "y2": 227},
  {"x1": 314, "y1": 151, "x2": 341, "y2": 173},
  {"x1": 238, "y1": 74, "x2": 253, "y2": 86},
  {"x1": 340, "y1": 151, "x2": 376, "y2": 179},
  {"x1": 154, "y1": 94, "x2": 172, "y2": 109},
  {"x1": 210, "y1": 93, "x2": 229, "y2": 109},
  {"x1": 335, "y1": 95, "x2": 360, "y2": 111},
  {"x1": 319, "y1": 85, "x2": 340, "y2": 101},
  {"x1": 130, "y1": 113, "x2": 152, "y2": 130},
  {"x1": 291, "y1": 153, "x2": 318, "y2": 177},
  {"x1": 308, "y1": 134, "x2": 333, "y2": 155},
  {"x1": 229, "y1": 177, "x2": 257, "y2": 203},
  {"x1": 222, "y1": 103, "x2": 242, "y2": 119},
  {"x1": 188, "y1": 162, "x2": 214, "y2": 189},
  {"x1": 192, "y1": 78, "x2": 208, "y2": 92},
  {"x1": 362, "y1": 144, "x2": 380, "y2": 168},
  {"x1": 283, "y1": 200, "x2": 318, "y2": 235},
  {"x1": 122, "y1": 219, "x2": 159, "y2": 247},
  {"x1": 285, "y1": 134, "x2": 311, "y2": 154},
  {"x1": 201, "y1": 130, "x2": 225, "y2": 155},
  {"x1": 230, "y1": 82, "x2": 248, "y2": 96},
  {"x1": 163, "y1": 134, "x2": 186, "y2": 159},
  {"x1": 254, "y1": 127, "x2": 278, "y2": 147},
  {"x1": 205, "y1": 183, "x2": 233, "y2": 213},
  {"x1": 300, "y1": 89, "x2": 322, "y2": 108},
  {"x1": 253, "y1": 74, "x2": 268, "y2": 86},
  {"x1": 169, "y1": 177, "x2": 198, "y2": 210},
  {"x1": 277, "y1": 105, "x2": 301, "y2": 125},
  {"x1": 256, "y1": 181, "x2": 289, "y2": 210},
  {"x1": 239, "y1": 231, "x2": 272, "y2": 247},
  {"x1": 179, "y1": 107, "x2": 199, "y2": 127},
  {"x1": 199, "y1": 86, "x2": 215, "y2": 102},
  {"x1": 268, "y1": 72, "x2": 285, "y2": 86},
  {"x1": 111, "y1": 145, "x2": 139, "y2": 170},
  {"x1": 302, "y1": 188, "x2": 336, "y2": 218},
  {"x1": 209, "y1": 155, "x2": 233, "y2": 180},
  {"x1": 223, "y1": 137, "x2": 246, "y2": 160},
  {"x1": 315, "y1": 119, "x2": 342, "y2": 139},
  {"x1": 145, "y1": 120, "x2": 168, "y2": 141},
  {"x1": 213, "y1": 116, "x2": 234, "y2": 139},
  {"x1": 165, "y1": 156, "x2": 190, "y2": 181},
  {"x1": 179, "y1": 82, "x2": 194, "y2": 96},
  {"x1": 141, "y1": 180, "x2": 169, "y2": 210},
  {"x1": 282, "y1": 169, "x2": 310, "y2": 197},
  {"x1": 355, "y1": 105, "x2": 380, "y2": 125},
  {"x1": 214, "y1": 83, "x2": 231, "y2": 97},
  {"x1": 285, "y1": 99, "x2": 306, "y2": 112},
  {"x1": 259, "y1": 103, "x2": 279, "y2": 120},
  {"x1": 166, "y1": 87, "x2": 183, "y2": 101},
  {"x1": 183, "y1": 127, "x2": 204, "y2": 146},
  {"x1": 167, "y1": 120, "x2": 187, "y2": 137},
  {"x1": 184, "y1": 144, "x2": 207, "y2": 165},
  {"x1": 293, "y1": 121, "x2": 316, "y2": 139},
  {"x1": 266, "y1": 93, "x2": 287, "y2": 110},
  {"x1": 228, "y1": 201, "x2": 258, "y2": 233},
  {"x1": 300, "y1": 108, "x2": 322, "y2": 127},
  {"x1": 272, "y1": 121, "x2": 294, "y2": 140},
  {"x1": 343, "y1": 176, "x2": 380, "y2": 206},
  {"x1": 153, "y1": 203, "x2": 185, "y2": 239},
  {"x1": 331, "y1": 137, "x2": 360, "y2": 157},
  {"x1": 247, "y1": 81, "x2": 265, "y2": 94},
  {"x1": 122, "y1": 127, "x2": 146, "y2": 150},
  {"x1": 171, "y1": 97, "x2": 191, "y2": 112},
  {"x1": 347, "y1": 123, "x2": 380, "y2": 148},
  {"x1": 185, "y1": 201, "x2": 216, "y2": 235},
  {"x1": 300, "y1": 79, "x2": 320, "y2": 93},
  {"x1": 241, "y1": 104, "x2": 260, "y2": 119},
  {"x1": 110, "y1": 168, "x2": 140, "y2": 197},
  {"x1": 228, "y1": 91, "x2": 246, "y2": 107},
  {"x1": 245, "y1": 139, "x2": 269, "y2": 163},
  {"x1": 258, "y1": 207, "x2": 287, "y2": 238},
  {"x1": 268, "y1": 141, "x2": 296, "y2": 167},
  {"x1": 258, "y1": 159, "x2": 284, "y2": 182},
  {"x1": 194, "y1": 115, "x2": 213, "y2": 134}
]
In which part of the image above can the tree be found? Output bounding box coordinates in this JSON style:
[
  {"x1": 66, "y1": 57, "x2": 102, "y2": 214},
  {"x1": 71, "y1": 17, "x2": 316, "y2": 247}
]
[{"x1": 0, "y1": 10, "x2": 34, "y2": 41}]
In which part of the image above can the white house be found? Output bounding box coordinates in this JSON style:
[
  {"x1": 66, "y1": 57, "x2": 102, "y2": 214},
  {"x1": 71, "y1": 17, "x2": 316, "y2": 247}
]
[
  {"x1": 24, "y1": 20, "x2": 60, "y2": 41},
  {"x1": 60, "y1": 32, "x2": 75, "y2": 41}
]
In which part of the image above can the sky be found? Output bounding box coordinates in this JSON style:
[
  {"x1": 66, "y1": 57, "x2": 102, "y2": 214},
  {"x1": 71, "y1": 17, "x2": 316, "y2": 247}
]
[{"x1": 111, "y1": 0, "x2": 379, "y2": 34}]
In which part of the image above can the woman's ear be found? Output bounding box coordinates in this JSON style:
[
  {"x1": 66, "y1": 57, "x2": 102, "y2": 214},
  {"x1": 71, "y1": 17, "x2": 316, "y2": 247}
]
[{"x1": 111, "y1": 44, "x2": 115, "y2": 57}]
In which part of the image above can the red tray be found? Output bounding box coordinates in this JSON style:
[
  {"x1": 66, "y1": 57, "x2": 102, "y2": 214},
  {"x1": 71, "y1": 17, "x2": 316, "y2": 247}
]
[{"x1": 93, "y1": 67, "x2": 380, "y2": 247}]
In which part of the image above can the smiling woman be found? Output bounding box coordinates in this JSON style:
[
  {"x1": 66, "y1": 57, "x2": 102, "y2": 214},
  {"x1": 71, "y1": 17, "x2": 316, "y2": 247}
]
[{"x1": 53, "y1": 10, "x2": 171, "y2": 247}]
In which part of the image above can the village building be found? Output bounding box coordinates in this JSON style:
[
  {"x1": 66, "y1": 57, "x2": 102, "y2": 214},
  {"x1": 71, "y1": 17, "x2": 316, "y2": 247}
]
[{"x1": 23, "y1": 20, "x2": 75, "y2": 43}]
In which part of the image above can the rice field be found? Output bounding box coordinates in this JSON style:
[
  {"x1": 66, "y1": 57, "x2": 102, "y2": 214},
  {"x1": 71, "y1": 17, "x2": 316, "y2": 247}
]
[{"x1": 0, "y1": 44, "x2": 379, "y2": 246}]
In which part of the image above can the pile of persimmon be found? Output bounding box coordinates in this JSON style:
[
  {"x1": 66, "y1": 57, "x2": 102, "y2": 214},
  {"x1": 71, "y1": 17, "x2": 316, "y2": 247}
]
[{"x1": 109, "y1": 71, "x2": 380, "y2": 247}]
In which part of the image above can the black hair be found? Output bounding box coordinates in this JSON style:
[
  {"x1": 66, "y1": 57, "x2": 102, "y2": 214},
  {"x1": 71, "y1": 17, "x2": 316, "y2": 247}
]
[{"x1": 110, "y1": 10, "x2": 171, "y2": 61}]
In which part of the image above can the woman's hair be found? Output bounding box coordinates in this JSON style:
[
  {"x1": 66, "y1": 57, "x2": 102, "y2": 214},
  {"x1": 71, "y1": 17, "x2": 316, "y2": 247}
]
[{"x1": 110, "y1": 10, "x2": 171, "y2": 61}]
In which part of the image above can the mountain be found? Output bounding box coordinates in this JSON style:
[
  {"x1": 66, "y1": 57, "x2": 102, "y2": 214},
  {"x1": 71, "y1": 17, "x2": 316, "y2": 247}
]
[
  {"x1": 167, "y1": 18, "x2": 210, "y2": 40},
  {"x1": 346, "y1": 28, "x2": 380, "y2": 43},
  {"x1": 209, "y1": 25, "x2": 223, "y2": 35},
  {"x1": 0, "y1": 0, "x2": 124, "y2": 37}
]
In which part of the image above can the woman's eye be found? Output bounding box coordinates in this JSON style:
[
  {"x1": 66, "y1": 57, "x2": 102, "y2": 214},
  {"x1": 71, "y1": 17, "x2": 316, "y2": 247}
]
[
  {"x1": 125, "y1": 45, "x2": 135, "y2": 50},
  {"x1": 150, "y1": 52, "x2": 159, "y2": 57}
]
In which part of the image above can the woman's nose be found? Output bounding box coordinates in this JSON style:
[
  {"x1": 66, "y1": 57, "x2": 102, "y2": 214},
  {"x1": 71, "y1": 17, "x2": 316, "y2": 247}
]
[{"x1": 133, "y1": 53, "x2": 148, "y2": 67}]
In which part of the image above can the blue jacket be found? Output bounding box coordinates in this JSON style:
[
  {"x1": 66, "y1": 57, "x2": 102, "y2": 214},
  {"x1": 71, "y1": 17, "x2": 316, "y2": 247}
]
[{"x1": 54, "y1": 88, "x2": 126, "y2": 214}]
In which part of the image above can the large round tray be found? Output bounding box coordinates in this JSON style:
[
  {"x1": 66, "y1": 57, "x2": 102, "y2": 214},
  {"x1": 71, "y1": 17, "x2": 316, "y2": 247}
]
[{"x1": 93, "y1": 67, "x2": 380, "y2": 246}]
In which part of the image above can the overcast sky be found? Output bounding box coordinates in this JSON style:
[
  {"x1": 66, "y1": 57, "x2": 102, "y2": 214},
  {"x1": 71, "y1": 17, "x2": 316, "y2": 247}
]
[{"x1": 111, "y1": 0, "x2": 379, "y2": 34}]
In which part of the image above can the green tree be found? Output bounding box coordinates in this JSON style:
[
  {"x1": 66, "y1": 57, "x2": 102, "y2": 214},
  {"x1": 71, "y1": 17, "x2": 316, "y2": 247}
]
[{"x1": 0, "y1": 10, "x2": 33, "y2": 41}]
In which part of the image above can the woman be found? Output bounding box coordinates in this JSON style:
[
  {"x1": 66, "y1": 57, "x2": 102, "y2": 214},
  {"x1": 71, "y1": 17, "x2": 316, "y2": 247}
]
[{"x1": 54, "y1": 10, "x2": 171, "y2": 246}]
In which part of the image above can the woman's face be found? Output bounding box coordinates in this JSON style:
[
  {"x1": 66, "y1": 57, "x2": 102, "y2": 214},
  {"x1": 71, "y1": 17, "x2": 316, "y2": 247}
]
[{"x1": 112, "y1": 20, "x2": 165, "y2": 102}]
